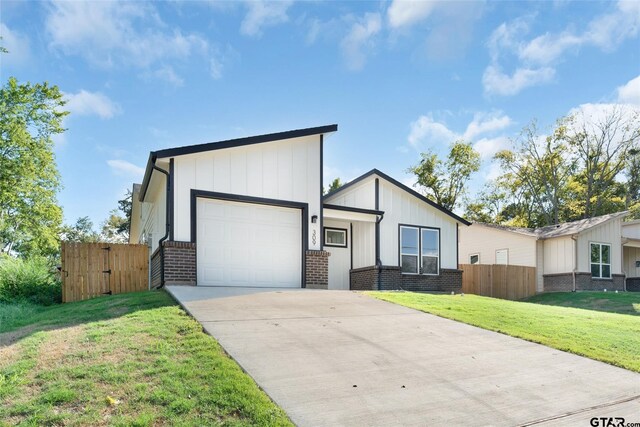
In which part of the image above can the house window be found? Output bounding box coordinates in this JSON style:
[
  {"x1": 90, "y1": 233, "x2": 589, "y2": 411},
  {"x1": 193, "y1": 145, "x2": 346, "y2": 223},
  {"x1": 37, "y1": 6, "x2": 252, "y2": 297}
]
[
  {"x1": 495, "y1": 249, "x2": 508, "y2": 265},
  {"x1": 469, "y1": 254, "x2": 479, "y2": 265},
  {"x1": 399, "y1": 225, "x2": 440, "y2": 275},
  {"x1": 324, "y1": 227, "x2": 347, "y2": 248},
  {"x1": 591, "y1": 242, "x2": 611, "y2": 279}
]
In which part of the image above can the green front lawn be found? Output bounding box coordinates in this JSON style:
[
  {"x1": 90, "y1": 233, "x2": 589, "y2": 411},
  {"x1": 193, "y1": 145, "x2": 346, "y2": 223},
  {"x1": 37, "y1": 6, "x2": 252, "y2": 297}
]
[
  {"x1": 0, "y1": 291, "x2": 292, "y2": 426},
  {"x1": 523, "y1": 291, "x2": 640, "y2": 316},
  {"x1": 368, "y1": 291, "x2": 640, "y2": 373}
]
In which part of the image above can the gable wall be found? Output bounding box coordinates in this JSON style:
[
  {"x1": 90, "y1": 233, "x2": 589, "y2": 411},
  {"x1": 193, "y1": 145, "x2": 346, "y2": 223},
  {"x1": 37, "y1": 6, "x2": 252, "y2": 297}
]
[
  {"x1": 139, "y1": 172, "x2": 167, "y2": 252},
  {"x1": 458, "y1": 225, "x2": 537, "y2": 267},
  {"x1": 324, "y1": 178, "x2": 376, "y2": 210},
  {"x1": 171, "y1": 135, "x2": 322, "y2": 250},
  {"x1": 577, "y1": 217, "x2": 622, "y2": 275},
  {"x1": 378, "y1": 179, "x2": 459, "y2": 269}
]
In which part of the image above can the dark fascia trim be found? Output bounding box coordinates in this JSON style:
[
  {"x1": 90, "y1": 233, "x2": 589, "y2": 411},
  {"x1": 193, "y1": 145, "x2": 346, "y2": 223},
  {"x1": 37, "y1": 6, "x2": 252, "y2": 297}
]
[
  {"x1": 324, "y1": 226, "x2": 348, "y2": 248},
  {"x1": 140, "y1": 124, "x2": 337, "y2": 203},
  {"x1": 323, "y1": 203, "x2": 384, "y2": 216},
  {"x1": 324, "y1": 168, "x2": 471, "y2": 226},
  {"x1": 189, "y1": 189, "x2": 309, "y2": 287},
  {"x1": 169, "y1": 158, "x2": 175, "y2": 241},
  {"x1": 350, "y1": 223, "x2": 354, "y2": 270},
  {"x1": 375, "y1": 178, "x2": 381, "y2": 267},
  {"x1": 320, "y1": 134, "x2": 324, "y2": 249},
  {"x1": 398, "y1": 223, "x2": 441, "y2": 276},
  {"x1": 158, "y1": 124, "x2": 337, "y2": 159}
]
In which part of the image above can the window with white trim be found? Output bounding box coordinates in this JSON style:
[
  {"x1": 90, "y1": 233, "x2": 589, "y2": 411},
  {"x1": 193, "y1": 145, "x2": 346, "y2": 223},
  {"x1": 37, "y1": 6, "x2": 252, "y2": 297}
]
[
  {"x1": 399, "y1": 226, "x2": 440, "y2": 275},
  {"x1": 469, "y1": 254, "x2": 479, "y2": 264},
  {"x1": 590, "y1": 242, "x2": 611, "y2": 279},
  {"x1": 324, "y1": 227, "x2": 347, "y2": 248}
]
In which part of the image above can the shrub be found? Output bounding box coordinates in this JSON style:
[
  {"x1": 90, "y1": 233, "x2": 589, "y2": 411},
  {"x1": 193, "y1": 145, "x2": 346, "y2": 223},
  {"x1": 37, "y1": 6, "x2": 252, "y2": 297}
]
[{"x1": 0, "y1": 255, "x2": 61, "y2": 305}]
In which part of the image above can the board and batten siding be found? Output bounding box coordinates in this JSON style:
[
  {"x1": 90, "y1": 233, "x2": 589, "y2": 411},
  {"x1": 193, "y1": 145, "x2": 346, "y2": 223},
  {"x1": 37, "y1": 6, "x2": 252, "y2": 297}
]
[
  {"x1": 325, "y1": 180, "x2": 376, "y2": 210},
  {"x1": 576, "y1": 217, "x2": 622, "y2": 275},
  {"x1": 458, "y1": 225, "x2": 537, "y2": 267},
  {"x1": 170, "y1": 135, "x2": 322, "y2": 250},
  {"x1": 543, "y1": 236, "x2": 575, "y2": 274},
  {"x1": 352, "y1": 221, "x2": 375, "y2": 269},
  {"x1": 623, "y1": 247, "x2": 640, "y2": 278},
  {"x1": 622, "y1": 221, "x2": 640, "y2": 239},
  {"x1": 536, "y1": 240, "x2": 544, "y2": 291},
  {"x1": 139, "y1": 172, "x2": 167, "y2": 252},
  {"x1": 377, "y1": 179, "x2": 458, "y2": 269}
]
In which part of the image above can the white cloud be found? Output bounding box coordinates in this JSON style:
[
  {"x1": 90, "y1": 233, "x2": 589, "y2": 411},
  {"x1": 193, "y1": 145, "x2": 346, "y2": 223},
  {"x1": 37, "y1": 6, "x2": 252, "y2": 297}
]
[
  {"x1": 473, "y1": 136, "x2": 511, "y2": 159},
  {"x1": 617, "y1": 75, "x2": 640, "y2": 106},
  {"x1": 340, "y1": 12, "x2": 382, "y2": 71},
  {"x1": 64, "y1": 90, "x2": 120, "y2": 119},
  {"x1": 46, "y1": 1, "x2": 208, "y2": 69},
  {"x1": 240, "y1": 0, "x2": 293, "y2": 37},
  {"x1": 408, "y1": 114, "x2": 458, "y2": 149},
  {"x1": 407, "y1": 110, "x2": 514, "y2": 155},
  {"x1": 154, "y1": 65, "x2": 184, "y2": 87},
  {"x1": 463, "y1": 112, "x2": 512, "y2": 140},
  {"x1": 0, "y1": 23, "x2": 30, "y2": 66},
  {"x1": 107, "y1": 160, "x2": 145, "y2": 178},
  {"x1": 210, "y1": 57, "x2": 223, "y2": 80},
  {"x1": 482, "y1": 65, "x2": 555, "y2": 96},
  {"x1": 484, "y1": 1, "x2": 640, "y2": 95},
  {"x1": 387, "y1": 0, "x2": 437, "y2": 29}
]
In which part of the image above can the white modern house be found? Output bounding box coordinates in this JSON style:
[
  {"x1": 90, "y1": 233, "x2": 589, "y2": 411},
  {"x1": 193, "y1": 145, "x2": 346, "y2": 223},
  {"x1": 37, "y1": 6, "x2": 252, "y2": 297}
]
[
  {"x1": 129, "y1": 124, "x2": 470, "y2": 291},
  {"x1": 459, "y1": 212, "x2": 640, "y2": 292}
]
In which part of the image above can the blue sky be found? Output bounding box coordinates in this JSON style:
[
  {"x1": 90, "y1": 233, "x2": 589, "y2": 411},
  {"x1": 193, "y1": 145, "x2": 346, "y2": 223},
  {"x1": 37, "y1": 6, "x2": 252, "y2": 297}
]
[{"x1": 2, "y1": 0, "x2": 639, "y2": 226}]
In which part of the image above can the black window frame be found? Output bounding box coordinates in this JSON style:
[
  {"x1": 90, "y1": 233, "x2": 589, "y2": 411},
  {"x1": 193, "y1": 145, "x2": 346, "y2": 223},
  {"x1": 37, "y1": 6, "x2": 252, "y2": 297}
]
[
  {"x1": 398, "y1": 224, "x2": 441, "y2": 276},
  {"x1": 324, "y1": 227, "x2": 348, "y2": 248}
]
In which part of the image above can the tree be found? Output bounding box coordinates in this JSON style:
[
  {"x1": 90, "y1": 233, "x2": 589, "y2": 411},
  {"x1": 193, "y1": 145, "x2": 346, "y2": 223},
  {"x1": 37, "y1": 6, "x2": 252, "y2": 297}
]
[
  {"x1": 567, "y1": 106, "x2": 640, "y2": 218},
  {"x1": 409, "y1": 140, "x2": 481, "y2": 211},
  {"x1": 116, "y1": 190, "x2": 132, "y2": 236},
  {"x1": 324, "y1": 178, "x2": 343, "y2": 195},
  {"x1": 0, "y1": 77, "x2": 67, "y2": 256},
  {"x1": 494, "y1": 120, "x2": 576, "y2": 227},
  {"x1": 100, "y1": 210, "x2": 129, "y2": 243},
  {"x1": 60, "y1": 217, "x2": 100, "y2": 243}
]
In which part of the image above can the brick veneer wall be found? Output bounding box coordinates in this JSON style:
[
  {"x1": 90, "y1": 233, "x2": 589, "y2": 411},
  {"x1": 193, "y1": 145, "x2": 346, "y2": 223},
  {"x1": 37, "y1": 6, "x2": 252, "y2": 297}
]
[
  {"x1": 350, "y1": 266, "x2": 379, "y2": 290},
  {"x1": 544, "y1": 272, "x2": 625, "y2": 292},
  {"x1": 627, "y1": 277, "x2": 640, "y2": 292},
  {"x1": 163, "y1": 241, "x2": 197, "y2": 286},
  {"x1": 150, "y1": 247, "x2": 162, "y2": 289},
  {"x1": 305, "y1": 250, "x2": 330, "y2": 289},
  {"x1": 349, "y1": 265, "x2": 462, "y2": 292}
]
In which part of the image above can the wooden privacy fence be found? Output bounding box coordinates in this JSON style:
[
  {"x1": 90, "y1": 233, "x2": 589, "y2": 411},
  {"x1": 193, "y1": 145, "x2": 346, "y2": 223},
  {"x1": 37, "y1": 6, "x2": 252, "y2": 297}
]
[
  {"x1": 460, "y1": 264, "x2": 537, "y2": 300},
  {"x1": 61, "y1": 242, "x2": 149, "y2": 303}
]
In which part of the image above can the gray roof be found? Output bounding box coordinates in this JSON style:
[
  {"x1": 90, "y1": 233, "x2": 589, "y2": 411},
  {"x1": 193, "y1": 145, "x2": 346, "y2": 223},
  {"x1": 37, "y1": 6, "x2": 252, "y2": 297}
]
[
  {"x1": 534, "y1": 211, "x2": 628, "y2": 238},
  {"x1": 473, "y1": 222, "x2": 538, "y2": 237},
  {"x1": 474, "y1": 211, "x2": 629, "y2": 239}
]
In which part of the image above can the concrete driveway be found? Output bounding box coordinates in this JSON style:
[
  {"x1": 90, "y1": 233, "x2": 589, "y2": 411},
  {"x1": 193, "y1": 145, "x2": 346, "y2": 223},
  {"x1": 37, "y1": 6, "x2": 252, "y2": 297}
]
[{"x1": 166, "y1": 287, "x2": 640, "y2": 426}]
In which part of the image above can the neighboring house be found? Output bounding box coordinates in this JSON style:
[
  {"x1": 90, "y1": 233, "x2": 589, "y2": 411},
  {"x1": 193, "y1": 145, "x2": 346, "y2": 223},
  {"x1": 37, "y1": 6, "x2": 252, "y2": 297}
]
[
  {"x1": 129, "y1": 124, "x2": 470, "y2": 291},
  {"x1": 459, "y1": 212, "x2": 640, "y2": 292}
]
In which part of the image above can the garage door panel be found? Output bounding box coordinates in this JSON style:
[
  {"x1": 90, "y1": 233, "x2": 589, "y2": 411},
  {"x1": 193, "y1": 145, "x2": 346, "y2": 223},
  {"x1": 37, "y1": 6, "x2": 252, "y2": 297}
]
[{"x1": 197, "y1": 198, "x2": 302, "y2": 288}]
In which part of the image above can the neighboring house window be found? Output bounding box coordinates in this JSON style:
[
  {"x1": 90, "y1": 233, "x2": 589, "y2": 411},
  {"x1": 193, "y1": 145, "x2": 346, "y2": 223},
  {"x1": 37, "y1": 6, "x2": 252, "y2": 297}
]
[
  {"x1": 324, "y1": 227, "x2": 347, "y2": 248},
  {"x1": 469, "y1": 254, "x2": 479, "y2": 265},
  {"x1": 495, "y1": 249, "x2": 508, "y2": 265},
  {"x1": 590, "y1": 243, "x2": 611, "y2": 279},
  {"x1": 399, "y1": 225, "x2": 440, "y2": 275}
]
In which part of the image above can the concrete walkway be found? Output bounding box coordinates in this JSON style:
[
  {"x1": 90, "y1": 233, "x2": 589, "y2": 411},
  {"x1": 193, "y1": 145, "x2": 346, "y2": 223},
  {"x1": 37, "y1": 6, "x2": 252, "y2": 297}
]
[{"x1": 166, "y1": 286, "x2": 640, "y2": 426}]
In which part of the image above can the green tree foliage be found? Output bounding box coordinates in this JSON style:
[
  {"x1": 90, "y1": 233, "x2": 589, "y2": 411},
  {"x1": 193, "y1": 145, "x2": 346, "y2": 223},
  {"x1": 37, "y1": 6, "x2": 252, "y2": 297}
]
[
  {"x1": 468, "y1": 107, "x2": 640, "y2": 227},
  {"x1": 0, "y1": 77, "x2": 67, "y2": 256},
  {"x1": 324, "y1": 178, "x2": 343, "y2": 195},
  {"x1": 409, "y1": 140, "x2": 481, "y2": 211},
  {"x1": 60, "y1": 217, "x2": 100, "y2": 243}
]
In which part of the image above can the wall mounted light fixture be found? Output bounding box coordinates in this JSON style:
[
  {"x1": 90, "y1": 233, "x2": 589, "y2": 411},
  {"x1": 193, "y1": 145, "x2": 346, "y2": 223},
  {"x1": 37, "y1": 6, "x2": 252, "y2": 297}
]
[{"x1": 311, "y1": 215, "x2": 318, "y2": 223}]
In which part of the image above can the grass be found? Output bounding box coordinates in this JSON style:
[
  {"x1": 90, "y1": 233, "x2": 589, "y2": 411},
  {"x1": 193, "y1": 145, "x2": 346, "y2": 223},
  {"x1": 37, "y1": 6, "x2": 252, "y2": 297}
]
[
  {"x1": 368, "y1": 291, "x2": 640, "y2": 373},
  {"x1": 523, "y1": 291, "x2": 640, "y2": 316},
  {"x1": 0, "y1": 291, "x2": 292, "y2": 426}
]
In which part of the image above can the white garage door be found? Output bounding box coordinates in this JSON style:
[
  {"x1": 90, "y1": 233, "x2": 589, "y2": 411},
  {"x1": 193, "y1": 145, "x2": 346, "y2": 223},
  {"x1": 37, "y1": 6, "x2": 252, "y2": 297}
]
[{"x1": 197, "y1": 198, "x2": 302, "y2": 287}]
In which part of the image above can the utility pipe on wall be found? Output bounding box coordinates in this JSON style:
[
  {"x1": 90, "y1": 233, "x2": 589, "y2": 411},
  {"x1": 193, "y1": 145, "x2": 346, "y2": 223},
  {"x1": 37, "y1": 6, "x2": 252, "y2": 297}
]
[{"x1": 571, "y1": 234, "x2": 578, "y2": 292}]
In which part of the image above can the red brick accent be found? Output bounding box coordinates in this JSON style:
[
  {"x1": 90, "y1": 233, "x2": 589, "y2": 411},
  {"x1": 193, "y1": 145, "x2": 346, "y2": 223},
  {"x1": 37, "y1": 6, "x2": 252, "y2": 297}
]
[
  {"x1": 305, "y1": 250, "x2": 330, "y2": 289},
  {"x1": 543, "y1": 272, "x2": 625, "y2": 292},
  {"x1": 349, "y1": 265, "x2": 462, "y2": 292},
  {"x1": 163, "y1": 241, "x2": 196, "y2": 286}
]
